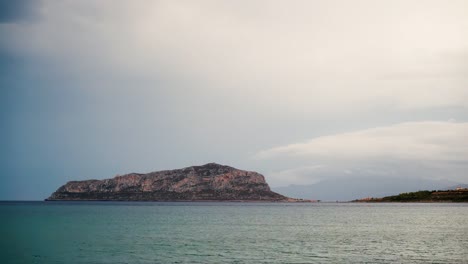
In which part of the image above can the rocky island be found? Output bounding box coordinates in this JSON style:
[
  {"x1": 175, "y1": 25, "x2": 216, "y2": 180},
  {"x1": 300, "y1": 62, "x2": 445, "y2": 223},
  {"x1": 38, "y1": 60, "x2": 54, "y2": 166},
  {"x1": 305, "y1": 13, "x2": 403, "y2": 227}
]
[{"x1": 46, "y1": 163, "x2": 304, "y2": 202}]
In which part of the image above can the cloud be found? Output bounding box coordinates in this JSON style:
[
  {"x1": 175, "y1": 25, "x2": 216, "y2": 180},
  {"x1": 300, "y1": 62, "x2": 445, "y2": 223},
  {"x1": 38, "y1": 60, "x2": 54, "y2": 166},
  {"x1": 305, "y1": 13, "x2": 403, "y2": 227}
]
[
  {"x1": 256, "y1": 121, "x2": 468, "y2": 161},
  {"x1": 1, "y1": 0, "x2": 467, "y2": 114},
  {"x1": 1, "y1": 1, "x2": 468, "y2": 198},
  {"x1": 256, "y1": 121, "x2": 468, "y2": 185}
]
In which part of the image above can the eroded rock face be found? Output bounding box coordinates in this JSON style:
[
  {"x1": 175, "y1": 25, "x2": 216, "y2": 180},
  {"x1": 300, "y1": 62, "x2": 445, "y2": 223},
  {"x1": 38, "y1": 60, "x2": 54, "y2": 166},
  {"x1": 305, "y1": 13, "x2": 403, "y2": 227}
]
[{"x1": 47, "y1": 163, "x2": 290, "y2": 201}]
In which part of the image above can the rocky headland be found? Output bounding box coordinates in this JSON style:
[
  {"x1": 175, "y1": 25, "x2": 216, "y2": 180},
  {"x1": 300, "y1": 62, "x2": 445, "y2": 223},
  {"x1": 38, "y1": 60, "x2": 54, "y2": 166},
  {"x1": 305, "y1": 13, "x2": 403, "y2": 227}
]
[{"x1": 46, "y1": 163, "x2": 305, "y2": 202}]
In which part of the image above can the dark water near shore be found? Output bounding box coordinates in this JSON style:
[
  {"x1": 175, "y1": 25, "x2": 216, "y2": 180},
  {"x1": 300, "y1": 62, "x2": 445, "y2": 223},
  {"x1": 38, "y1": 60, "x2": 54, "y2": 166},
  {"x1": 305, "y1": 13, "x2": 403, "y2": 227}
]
[{"x1": 1, "y1": 202, "x2": 467, "y2": 263}]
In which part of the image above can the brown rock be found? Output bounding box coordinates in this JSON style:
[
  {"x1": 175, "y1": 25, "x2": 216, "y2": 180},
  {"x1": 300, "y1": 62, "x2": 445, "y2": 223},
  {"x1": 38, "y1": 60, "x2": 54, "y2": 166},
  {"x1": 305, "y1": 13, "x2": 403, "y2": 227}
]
[{"x1": 46, "y1": 163, "x2": 301, "y2": 202}]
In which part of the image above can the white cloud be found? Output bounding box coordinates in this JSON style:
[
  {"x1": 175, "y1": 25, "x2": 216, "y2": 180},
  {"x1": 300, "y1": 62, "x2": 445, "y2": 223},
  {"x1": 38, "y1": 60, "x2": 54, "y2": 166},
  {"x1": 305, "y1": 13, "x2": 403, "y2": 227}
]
[
  {"x1": 256, "y1": 121, "x2": 468, "y2": 161},
  {"x1": 256, "y1": 121, "x2": 468, "y2": 184}
]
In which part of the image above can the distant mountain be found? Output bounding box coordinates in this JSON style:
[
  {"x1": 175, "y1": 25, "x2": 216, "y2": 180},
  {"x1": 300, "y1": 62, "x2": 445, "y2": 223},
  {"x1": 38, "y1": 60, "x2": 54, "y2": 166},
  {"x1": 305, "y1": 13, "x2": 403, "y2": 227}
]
[
  {"x1": 47, "y1": 163, "x2": 302, "y2": 202},
  {"x1": 272, "y1": 176, "x2": 463, "y2": 201}
]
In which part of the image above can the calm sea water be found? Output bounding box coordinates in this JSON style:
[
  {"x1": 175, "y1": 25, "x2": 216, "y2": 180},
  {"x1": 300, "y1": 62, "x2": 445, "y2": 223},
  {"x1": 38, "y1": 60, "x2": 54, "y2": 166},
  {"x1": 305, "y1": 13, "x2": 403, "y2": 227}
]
[{"x1": 1, "y1": 202, "x2": 467, "y2": 264}]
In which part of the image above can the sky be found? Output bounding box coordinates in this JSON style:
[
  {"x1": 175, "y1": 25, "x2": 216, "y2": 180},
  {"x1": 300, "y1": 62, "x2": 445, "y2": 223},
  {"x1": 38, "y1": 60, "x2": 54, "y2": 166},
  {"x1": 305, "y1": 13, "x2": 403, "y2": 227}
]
[{"x1": 1, "y1": 0, "x2": 467, "y2": 200}]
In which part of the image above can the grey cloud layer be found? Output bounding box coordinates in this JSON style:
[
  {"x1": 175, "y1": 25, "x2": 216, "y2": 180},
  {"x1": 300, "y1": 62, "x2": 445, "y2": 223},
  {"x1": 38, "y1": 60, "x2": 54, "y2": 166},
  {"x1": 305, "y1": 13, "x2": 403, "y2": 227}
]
[{"x1": 1, "y1": 0, "x2": 467, "y2": 113}]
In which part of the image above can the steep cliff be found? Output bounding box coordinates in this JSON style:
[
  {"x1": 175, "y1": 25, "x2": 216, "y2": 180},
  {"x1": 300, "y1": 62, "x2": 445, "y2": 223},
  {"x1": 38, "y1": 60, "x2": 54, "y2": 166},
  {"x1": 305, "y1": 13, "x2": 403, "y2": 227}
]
[{"x1": 46, "y1": 163, "x2": 296, "y2": 201}]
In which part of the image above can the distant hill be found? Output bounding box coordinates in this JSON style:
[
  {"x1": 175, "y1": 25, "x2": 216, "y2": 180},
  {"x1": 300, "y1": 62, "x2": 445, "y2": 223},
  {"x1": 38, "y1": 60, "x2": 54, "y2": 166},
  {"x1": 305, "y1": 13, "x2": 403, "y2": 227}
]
[
  {"x1": 354, "y1": 189, "x2": 468, "y2": 202},
  {"x1": 272, "y1": 176, "x2": 463, "y2": 201},
  {"x1": 47, "y1": 163, "x2": 303, "y2": 202}
]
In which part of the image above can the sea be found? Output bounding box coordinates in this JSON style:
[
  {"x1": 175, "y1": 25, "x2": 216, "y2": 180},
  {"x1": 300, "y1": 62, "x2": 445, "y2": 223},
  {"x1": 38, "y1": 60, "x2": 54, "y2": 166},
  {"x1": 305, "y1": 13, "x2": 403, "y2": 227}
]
[{"x1": 1, "y1": 202, "x2": 467, "y2": 264}]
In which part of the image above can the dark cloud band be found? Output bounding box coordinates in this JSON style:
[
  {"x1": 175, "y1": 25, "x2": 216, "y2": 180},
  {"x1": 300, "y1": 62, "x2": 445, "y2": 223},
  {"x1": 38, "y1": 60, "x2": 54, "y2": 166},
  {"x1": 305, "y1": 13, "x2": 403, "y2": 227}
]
[{"x1": 0, "y1": 0, "x2": 39, "y2": 23}]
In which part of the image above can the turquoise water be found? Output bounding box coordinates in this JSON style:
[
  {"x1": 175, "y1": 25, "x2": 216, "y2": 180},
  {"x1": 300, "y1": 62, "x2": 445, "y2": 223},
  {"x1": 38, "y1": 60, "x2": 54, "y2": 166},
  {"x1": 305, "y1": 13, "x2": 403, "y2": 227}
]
[{"x1": 1, "y1": 202, "x2": 467, "y2": 263}]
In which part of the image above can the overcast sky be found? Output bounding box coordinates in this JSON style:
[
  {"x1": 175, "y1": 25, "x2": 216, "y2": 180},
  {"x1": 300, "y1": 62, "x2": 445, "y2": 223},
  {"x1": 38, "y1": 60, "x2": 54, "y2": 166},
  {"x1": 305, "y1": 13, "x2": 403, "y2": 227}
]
[{"x1": 1, "y1": 0, "x2": 467, "y2": 200}]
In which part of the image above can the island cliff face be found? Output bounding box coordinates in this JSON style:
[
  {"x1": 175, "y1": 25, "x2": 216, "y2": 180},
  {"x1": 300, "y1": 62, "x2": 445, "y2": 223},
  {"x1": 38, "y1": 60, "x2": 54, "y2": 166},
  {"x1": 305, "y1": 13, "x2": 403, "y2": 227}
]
[{"x1": 47, "y1": 163, "x2": 296, "y2": 201}]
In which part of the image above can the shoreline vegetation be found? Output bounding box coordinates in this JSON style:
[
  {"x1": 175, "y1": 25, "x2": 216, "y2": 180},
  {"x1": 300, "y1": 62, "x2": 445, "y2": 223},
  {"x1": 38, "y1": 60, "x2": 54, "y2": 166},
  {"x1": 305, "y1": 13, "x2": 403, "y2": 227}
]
[{"x1": 353, "y1": 188, "x2": 468, "y2": 203}]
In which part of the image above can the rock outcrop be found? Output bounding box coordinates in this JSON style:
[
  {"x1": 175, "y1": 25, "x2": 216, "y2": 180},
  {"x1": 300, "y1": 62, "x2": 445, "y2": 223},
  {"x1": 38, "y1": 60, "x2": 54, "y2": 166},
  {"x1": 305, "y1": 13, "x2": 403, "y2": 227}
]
[{"x1": 46, "y1": 163, "x2": 300, "y2": 201}]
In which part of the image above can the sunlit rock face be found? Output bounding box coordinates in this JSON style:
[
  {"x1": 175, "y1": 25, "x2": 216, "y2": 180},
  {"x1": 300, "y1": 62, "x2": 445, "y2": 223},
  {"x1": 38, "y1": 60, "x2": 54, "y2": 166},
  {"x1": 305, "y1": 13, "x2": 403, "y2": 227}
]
[{"x1": 47, "y1": 163, "x2": 291, "y2": 201}]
